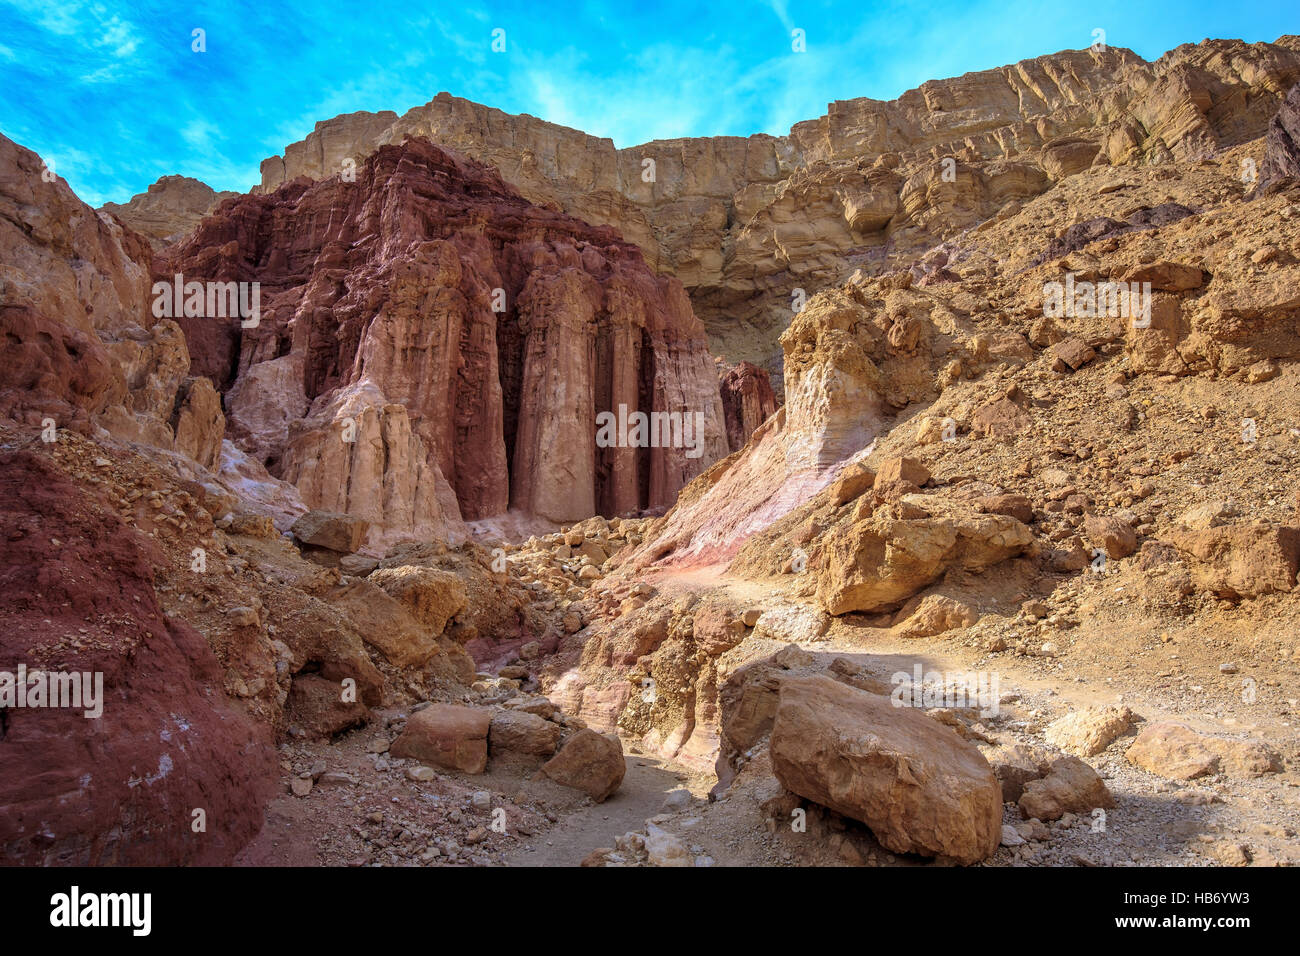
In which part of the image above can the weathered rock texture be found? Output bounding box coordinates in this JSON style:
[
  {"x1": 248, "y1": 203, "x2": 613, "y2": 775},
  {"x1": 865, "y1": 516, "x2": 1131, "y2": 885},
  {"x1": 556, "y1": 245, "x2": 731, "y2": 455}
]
[
  {"x1": 770, "y1": 675, "x2": 1002, "y2": 863},
  {"x1": 1258, "y1": 80, "x2": 1300, "y2": 190},
  {"x1": 254, "y1": 39, "x2": 1300, "y2": 378},
  {"x1": 0, "y1": 449, "x2": 275, "y2": 864},
  {"x1": 101, "y1": 175, "x2": 237, "y2": 248},
  {"x1": 0, "y1": 134, "x2": 232, "y2": 469},
  {"x1": 719, "y1": 361, "x2": 778, "y2": 452},
  {"x1": 163, "y1": 138, "x2": 727, "y2": 543}
]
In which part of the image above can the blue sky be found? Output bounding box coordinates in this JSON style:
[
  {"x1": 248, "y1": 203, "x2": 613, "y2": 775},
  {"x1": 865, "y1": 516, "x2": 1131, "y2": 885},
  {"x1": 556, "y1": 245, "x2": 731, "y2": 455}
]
[{"x1": 1, "y1": 0, "x2": 1295, "y2": 206}]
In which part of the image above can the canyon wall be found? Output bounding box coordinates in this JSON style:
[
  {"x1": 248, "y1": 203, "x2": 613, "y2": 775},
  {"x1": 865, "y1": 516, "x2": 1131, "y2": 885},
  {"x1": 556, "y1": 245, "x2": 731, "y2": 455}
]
[
  {"x1": 162, "y1": 138, "x2": 727, "y2": 542},
  {"x1": 248, "y1": 38, "x2": 1300, "y2": 380}
]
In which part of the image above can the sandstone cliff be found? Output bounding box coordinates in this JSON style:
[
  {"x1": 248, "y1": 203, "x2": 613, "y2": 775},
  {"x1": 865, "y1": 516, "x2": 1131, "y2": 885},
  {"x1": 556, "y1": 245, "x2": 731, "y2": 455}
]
[
  {"x1": 163, "y1": 138, "x2": 727, "y2": 541},
  {"x1": 101, "y1": 175, "x2": 237, "y2": 249}
]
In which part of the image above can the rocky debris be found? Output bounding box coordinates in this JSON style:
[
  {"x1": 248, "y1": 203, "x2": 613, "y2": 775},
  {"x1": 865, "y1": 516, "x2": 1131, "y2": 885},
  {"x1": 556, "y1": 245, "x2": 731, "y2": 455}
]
[
  {"x1": 291, "y1": 510, "x2": 369, "y2": 554},
  {"x1": 1018, "y1": 756, "x2": 1114, "y2": 822},
  {"x1": 816, "y1": 497, "x2": 1034, "y2": 614},
  {"x1": 979, "y1": 742, "x2": 1049, "y2": 803},
  {"x1": 1126, "y1": 722, "x2": 1283, "y2": 780},
  {"x1": 1044, "y1": 707, "x2": 1138, "y2": 757},
  {"x1": 644, "y1": 823, "x2": 692, "y2": 867},
  {"x1": 390, "y1": 704, "x2": 492, "y2": 774},
  {"x1": 770, "y1": 675, "x2": 1002, "y2": 864},
  {"x1": 538, "y1": 729, "x2": 626, "y2": 802}
]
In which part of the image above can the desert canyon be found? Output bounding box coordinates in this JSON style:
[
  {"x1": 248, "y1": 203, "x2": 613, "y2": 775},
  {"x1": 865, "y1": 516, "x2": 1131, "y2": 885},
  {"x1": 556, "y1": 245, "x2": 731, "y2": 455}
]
[{"x1": 3, "y1": 34, "x2": 1300, "y2": 870}]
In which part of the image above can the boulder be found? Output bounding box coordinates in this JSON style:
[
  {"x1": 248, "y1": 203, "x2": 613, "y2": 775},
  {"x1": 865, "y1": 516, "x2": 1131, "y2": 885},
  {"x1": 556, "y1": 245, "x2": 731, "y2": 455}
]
[
  {"x1": 489, "y1": 709, "x2": 562, "y2": 757},
  {"x1": 978, "y1": 742, "x2": 1047, "y2": 803},
  {"x1": 1050, "y1": 337, "x2": 1096, "y2": 371},
  {"x1": 286, "y1": 674, "x2": 370, "y2": 738},
  {"x1": 1167, "y1": 523, "x2": 1299, "y2": 599},
  {"x1": 1121, "y1": 260, "x2": 1204, "y2": 291},
  {"x1": 874, "y1": 455, "x2": 930, "y2": 489},
  {"x1": 1083, "y1": 515, "x2": 1138, "y2": 559},
  {"x1": 538, "y1": 729, "x2": 626, "y2": 801},
  {"x1": 770, "y1": 674, "x2": 1002, "y2": 864},
  {"x1": 975, "y1": 493, "x2": 1033, "y2": 523},
  {"x1": 1126, "y1": 721, "x2": 1282, "y2": 780},
  {"x1": 1044, "y1": 707, "x2": 1137, "y2": 757},
  {"x1": 390, "y1": 704, "x2": 492, "y2": 774},
  {"x1": 894, "y1": 593, "x2": 978, "y2": 637},
  {"x1": 817, "y1": 497, "x2": 1033, "y2": 615},
  {"x1": 1017, "y1": 755, "x2": 1113, "y2": 821},
  {"x1": 291, "y1": 510, "x2": 369, "y2": 553},
  {"x1": 367, "y1": 565, "x2": 468, "y2": 632},
  {"x1": 753, "y1": 604, "x2": 831, "y2": 644}
]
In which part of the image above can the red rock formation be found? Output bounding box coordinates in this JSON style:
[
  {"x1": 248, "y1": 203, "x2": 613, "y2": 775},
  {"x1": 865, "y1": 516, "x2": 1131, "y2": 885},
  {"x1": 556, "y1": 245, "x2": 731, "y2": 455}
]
[
  {"x1": 0, "y1": 133, "x2": 227, "y2": 462},
  {"x1": 719, "y1": 361, "x2": 777, "y2": 452},
  {"x1": 0, "y1": 449, "x2": 274, "y2": 865},
  {"x1": 1259, "y1": 81, "x2": 1300, "y2": 190},
  {"x1": 162, "y1": 138, "x2": 726, "y2": 538}
]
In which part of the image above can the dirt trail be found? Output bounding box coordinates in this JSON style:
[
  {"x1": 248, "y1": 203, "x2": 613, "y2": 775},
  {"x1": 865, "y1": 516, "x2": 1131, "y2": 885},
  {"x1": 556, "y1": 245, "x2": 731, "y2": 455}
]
[{"x1": 502, "y1": 752, "x2": 691, "y2": 866}]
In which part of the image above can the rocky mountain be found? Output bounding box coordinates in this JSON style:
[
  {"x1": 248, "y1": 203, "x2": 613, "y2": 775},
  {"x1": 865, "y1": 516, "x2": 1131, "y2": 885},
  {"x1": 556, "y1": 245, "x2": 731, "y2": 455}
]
[
  {"x1": 4, "y1": 36, "x2": 1300, "y2": 870},
  {"x1": 243, "y1": 38, "x2": 1300, "y2": 385},
  {"x1": 101, "y1": 175, "x2": 237, "y2": 248},
  {"x1": 161, "y1": 137, "x2": 727, "y2": 542}
]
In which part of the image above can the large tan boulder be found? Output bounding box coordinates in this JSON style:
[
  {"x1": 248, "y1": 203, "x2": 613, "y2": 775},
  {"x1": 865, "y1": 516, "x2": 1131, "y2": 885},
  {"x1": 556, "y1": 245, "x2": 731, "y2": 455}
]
[
  {"x1": 1044, "y1": 707, "x2": 1137, "y2": 756},
  {"x1": 1018, "y1": 756, "x2": 1114, "y2": 821},
  {"x1": 539, "y1": 729, "x2": 626, "y2": 801},
  {"x1": 390, "y1": 704, "x2": 491, "y2": 774},
  {"x1": 770, "y1": 675, "x2": 1002, "y2": 864},
  {"x1": 489, "y1": 709, "x2": 562, "y2": 757},
  {"x1": 328, "y1": 579, "x2": 441, "y2": 668},
  {"x1": 816, "y1": 497, "x2": 1032, "y2": 615},
  {"x1": 1166, "y1": 523, "x2": 1299, "y2": 599},
  {"x1": 368, "y1": 565, "x2": 467, "y2": 633},
  {"x1": 1126, "y1": 722, "x2": 1282, "y2": 780},
  {"x1": 291, "y1": 510, "x2": 370, "y2": 553},
  {"x1": 874, "y1": 455, "x2": 930, "y2": 489}
]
